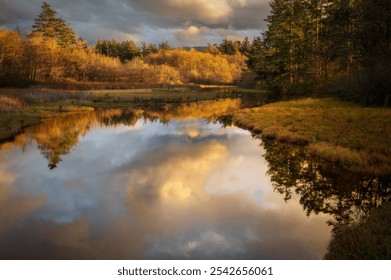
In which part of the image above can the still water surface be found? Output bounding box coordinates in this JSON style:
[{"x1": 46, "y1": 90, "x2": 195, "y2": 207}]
[{"x1": 0, "y1": 103, "x2": 337, "y2": 259}]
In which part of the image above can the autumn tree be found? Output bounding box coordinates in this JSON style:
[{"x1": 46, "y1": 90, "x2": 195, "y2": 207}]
[
  {"x1": 145, "y1": 48, "x2": 246, "y2": 84},
  {"x1": 0, "y1": 29, "x2": 25, "y2": 85},
  {"x1": 204, "y1": 44, "x2": 221, "y2": 55}
]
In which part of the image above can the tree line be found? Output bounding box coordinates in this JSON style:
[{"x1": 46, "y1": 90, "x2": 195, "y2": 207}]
[
  {"x1": 247, "y1": 0, "x2": 391, "y2": 106},
  {"x1": 0, "y1": 2, "x2": 247, "y2": 87}
]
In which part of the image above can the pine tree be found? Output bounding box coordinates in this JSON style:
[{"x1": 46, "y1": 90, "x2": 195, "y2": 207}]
[
  {"x1": 32, "y1": 2, "x2": 76, "y2": 48},
  {"x1": 354, "y1": 0, "x2": 391, "y2": 105},
  {"x1": 219, "y1": 39, "x2": 240, "y2": 55},
  {"x1": 239, "y1": 37, "x2": 251, "y2": 55},
  {"x1": 158, "y1": 41, "x2": 171, "y2": 51},
  {"x1": 141, "y1": 42, "x2": 158, "y2": 56},
  {"x1": 263, "y1": 0, "x2": 307, "y2": 93}
]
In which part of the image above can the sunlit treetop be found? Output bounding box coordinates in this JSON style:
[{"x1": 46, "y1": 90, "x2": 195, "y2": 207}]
[{"x1": 31, "y1": 2, "x2": 77, "y2": 47}]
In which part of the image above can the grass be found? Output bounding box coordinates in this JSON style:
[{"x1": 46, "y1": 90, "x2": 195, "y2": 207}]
[
  {"x1": 86, "y1": 88, "x2": 240, "y2": 107},
  {"x1": 234, "y1": 98, "x2": 391, "y2": 174},
  {"x1": 0, "y1": 88, "x2": 95, "y2": 142},
  {"x1": 324, "y1": 202, "x2": 391, "y2": 259}
]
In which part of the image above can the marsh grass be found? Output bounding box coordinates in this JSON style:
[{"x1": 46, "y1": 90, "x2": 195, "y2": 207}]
[
  {"x1": 234, "y1": 98, "x2": 391, "y2": 174},
  {"x1": 325, "y1": 203, "x2": 391, "y2": 259},
  {"x1": 0, "y1": 88, "x2": 93, "y2": 142},
  {"x1": 0, "y1": 96, "x2": 24, "y2": 112},
  {"x1": 87, "y1": 88, "x2": 238, "y2": 106},
  {"x1": 0, "y1": 88, "x2": 90, "y2": 104}
]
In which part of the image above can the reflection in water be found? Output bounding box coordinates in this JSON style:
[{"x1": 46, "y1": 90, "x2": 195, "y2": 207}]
[
  {"x1": 263, "y1": 140, "x2": 391, "y2": 229},
  {"x1": 1, "y1": 99, "x2": 388, "y2": 259},
  {"x1": 1, "y1": 99, "x2": 241, "y2": 170},
  {"x1": 0, "y1": 99, "x2": 333, "y2": 259}
]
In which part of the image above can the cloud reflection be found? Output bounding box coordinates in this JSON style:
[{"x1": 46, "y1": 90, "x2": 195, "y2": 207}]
[{"x1": 0, "y1": 114, "x2": 331, "y2": 259}]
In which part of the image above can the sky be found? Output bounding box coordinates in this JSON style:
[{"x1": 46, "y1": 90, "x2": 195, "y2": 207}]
[{"x1": 0, "y1": 0, "x2": 271, "y2": 46}]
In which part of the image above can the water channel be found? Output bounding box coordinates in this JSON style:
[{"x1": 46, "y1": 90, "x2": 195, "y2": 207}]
[{"x1": 0, "y1": 99, "x2": 389, "y2": 259}]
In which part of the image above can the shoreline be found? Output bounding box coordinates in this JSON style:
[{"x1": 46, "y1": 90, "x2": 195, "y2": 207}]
[{"x1": 1, "y1": 88, "x2": 390, "y2": 175}]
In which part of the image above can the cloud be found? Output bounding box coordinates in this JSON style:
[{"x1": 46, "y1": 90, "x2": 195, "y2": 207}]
[
  {"x1": 218, "y1": 28, "x2": 245, "y2": 41},
  {"x1": 132, "y1": 0, "x2": 234, "y2": 25},
  {"x1": 131, "y1": 0, "x2": 269, "y2": 29},
  {"x1": 0, "y1": 166, "x2": 46, "y2": 235},
  {"x1": 175, "y1": 25, "x2": 212, "y2": 43},
  {"x1": 0, "y1": 0, "x2": 270, "y2": 45}
]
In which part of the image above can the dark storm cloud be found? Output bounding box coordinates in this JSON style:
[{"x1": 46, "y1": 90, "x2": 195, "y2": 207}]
[
  {"x1": 0, "y1": 0, "x2": 270, "y2": 45},
  {"x1": 231, "y1": 0, "x2": 270, "y2": 30}
]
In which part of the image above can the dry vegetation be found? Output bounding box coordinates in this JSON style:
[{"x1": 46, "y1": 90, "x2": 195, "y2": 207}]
[
  {"x1": 0, "y1": 29, "x2": 247, "y2": 87},
  {"x1": 234, "y1": 98, "x2": 391, "y2": 174}
]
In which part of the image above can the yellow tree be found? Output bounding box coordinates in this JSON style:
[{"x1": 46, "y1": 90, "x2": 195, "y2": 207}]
[{"x1": 0, "y1": 29, "x2": 25, "y2": 84}]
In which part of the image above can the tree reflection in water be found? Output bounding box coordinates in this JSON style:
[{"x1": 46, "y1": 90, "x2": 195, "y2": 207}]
[
  {"x1": 1, "y1": 99, "x2": 389, "y2": 259},
  {"x1": 262, "y1": 139, "x2": 391, "y2": 230},
  {"x1": 2, "y1": 99, "x2": 242, "y2": 170}
]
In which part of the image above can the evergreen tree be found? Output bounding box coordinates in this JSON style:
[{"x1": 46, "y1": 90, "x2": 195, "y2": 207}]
[
  {"x1": 158, "y1": 41, "x2": 171, "y2": 51},
  {"x1": 239, "y1": 37, "x2": 251, "y2": 55},
  {"x1": 219, "y1": 39, "x2": 240, "y2": 55},
  {"x1": 32, "y1": 2, "x2": 76, "y2": 48},
  {"x1": 141, "y1": 42, "x2": 158, "y2": 56},
  {"x1": 263, "y1": 0, "x2": 308, "y2": 94},
  {"x1": 96, "y1": 39, "x2": 140, "y2": 62},
  {"x1": 118, "y1": 40, "x2": 140, "y2": 62},
  {"x1": 354, "y1": 0, "x2": 391, "y2": 105}
]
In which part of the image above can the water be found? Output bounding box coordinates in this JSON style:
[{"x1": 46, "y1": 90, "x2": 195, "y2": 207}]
[{"x1": 0, "y1": 101, "x2": 388, "y2": 259}]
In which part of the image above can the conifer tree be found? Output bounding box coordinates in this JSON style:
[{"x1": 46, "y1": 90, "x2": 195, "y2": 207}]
[{"x1": 32, "y1": 2, "x2": 76, "y2": 48}]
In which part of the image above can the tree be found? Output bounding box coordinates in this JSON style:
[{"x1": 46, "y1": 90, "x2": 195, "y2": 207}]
[
  {"x1": 0, "y1": 29, "x2": 25, "y2": 85},
  {"x1": 141, "y1": 42, "x2": 158, "y2": 56},
  {"x1": 96, "y1": 39, "x2": 140, "y2": 62},
  {"x1": 219, "y1": 39, "x2": 240, "y2": 55},
  {"x1": 263, "y1": 0, "x2": 307, "y2": 94},
  {"x1": 204, "y1": 44, "x2": 220, "y2": 55},
  {"x1": 118, "y1": 40, "x2": 140, "y2": 62},
  {"x1": 32, "y1": 2, "x2": 76, "y2": 48},
  {"x1": 239, "y1": 37, "x2": 251, "y2": 55},
  {"x1": 158, "y1": 41, "x2": 171, "y2": 51},
  {"x1": 353, "y1": 0, "x2": 391, "y2": 105},
  {"x1": 266, "y1": 0, "x2": 362, "y2": 95}
]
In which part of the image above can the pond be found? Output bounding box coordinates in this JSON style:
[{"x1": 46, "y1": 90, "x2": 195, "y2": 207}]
[{"x1": 0, "y1": 100, "x2": 389, "y2": 259}]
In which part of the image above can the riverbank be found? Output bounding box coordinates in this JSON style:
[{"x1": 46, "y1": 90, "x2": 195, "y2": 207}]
[
  {"x1": 0, "y1": 87, "x2": 262, "y2": 142},
  {"x1": 2, "y1": 89, "x2": 390, "y2": 175},
  {"x1": 234, "y1": 98, "x2": 391, "y2": 175}
]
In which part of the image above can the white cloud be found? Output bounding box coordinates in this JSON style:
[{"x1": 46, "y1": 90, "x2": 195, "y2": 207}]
[{"x1": 175, "y1": 25, "x2": 212, "y2": 43}]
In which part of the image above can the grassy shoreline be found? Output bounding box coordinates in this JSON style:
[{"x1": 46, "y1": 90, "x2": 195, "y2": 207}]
[
  {"x1": 234, "y1": 98, "x2": 391, "y2": 175},
  {"x1": 0, "y1": 86, "x2": 255, "y2": 142},
  {"x1": 2, "y1": 88, "x2": 390, "y2": 175}
]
